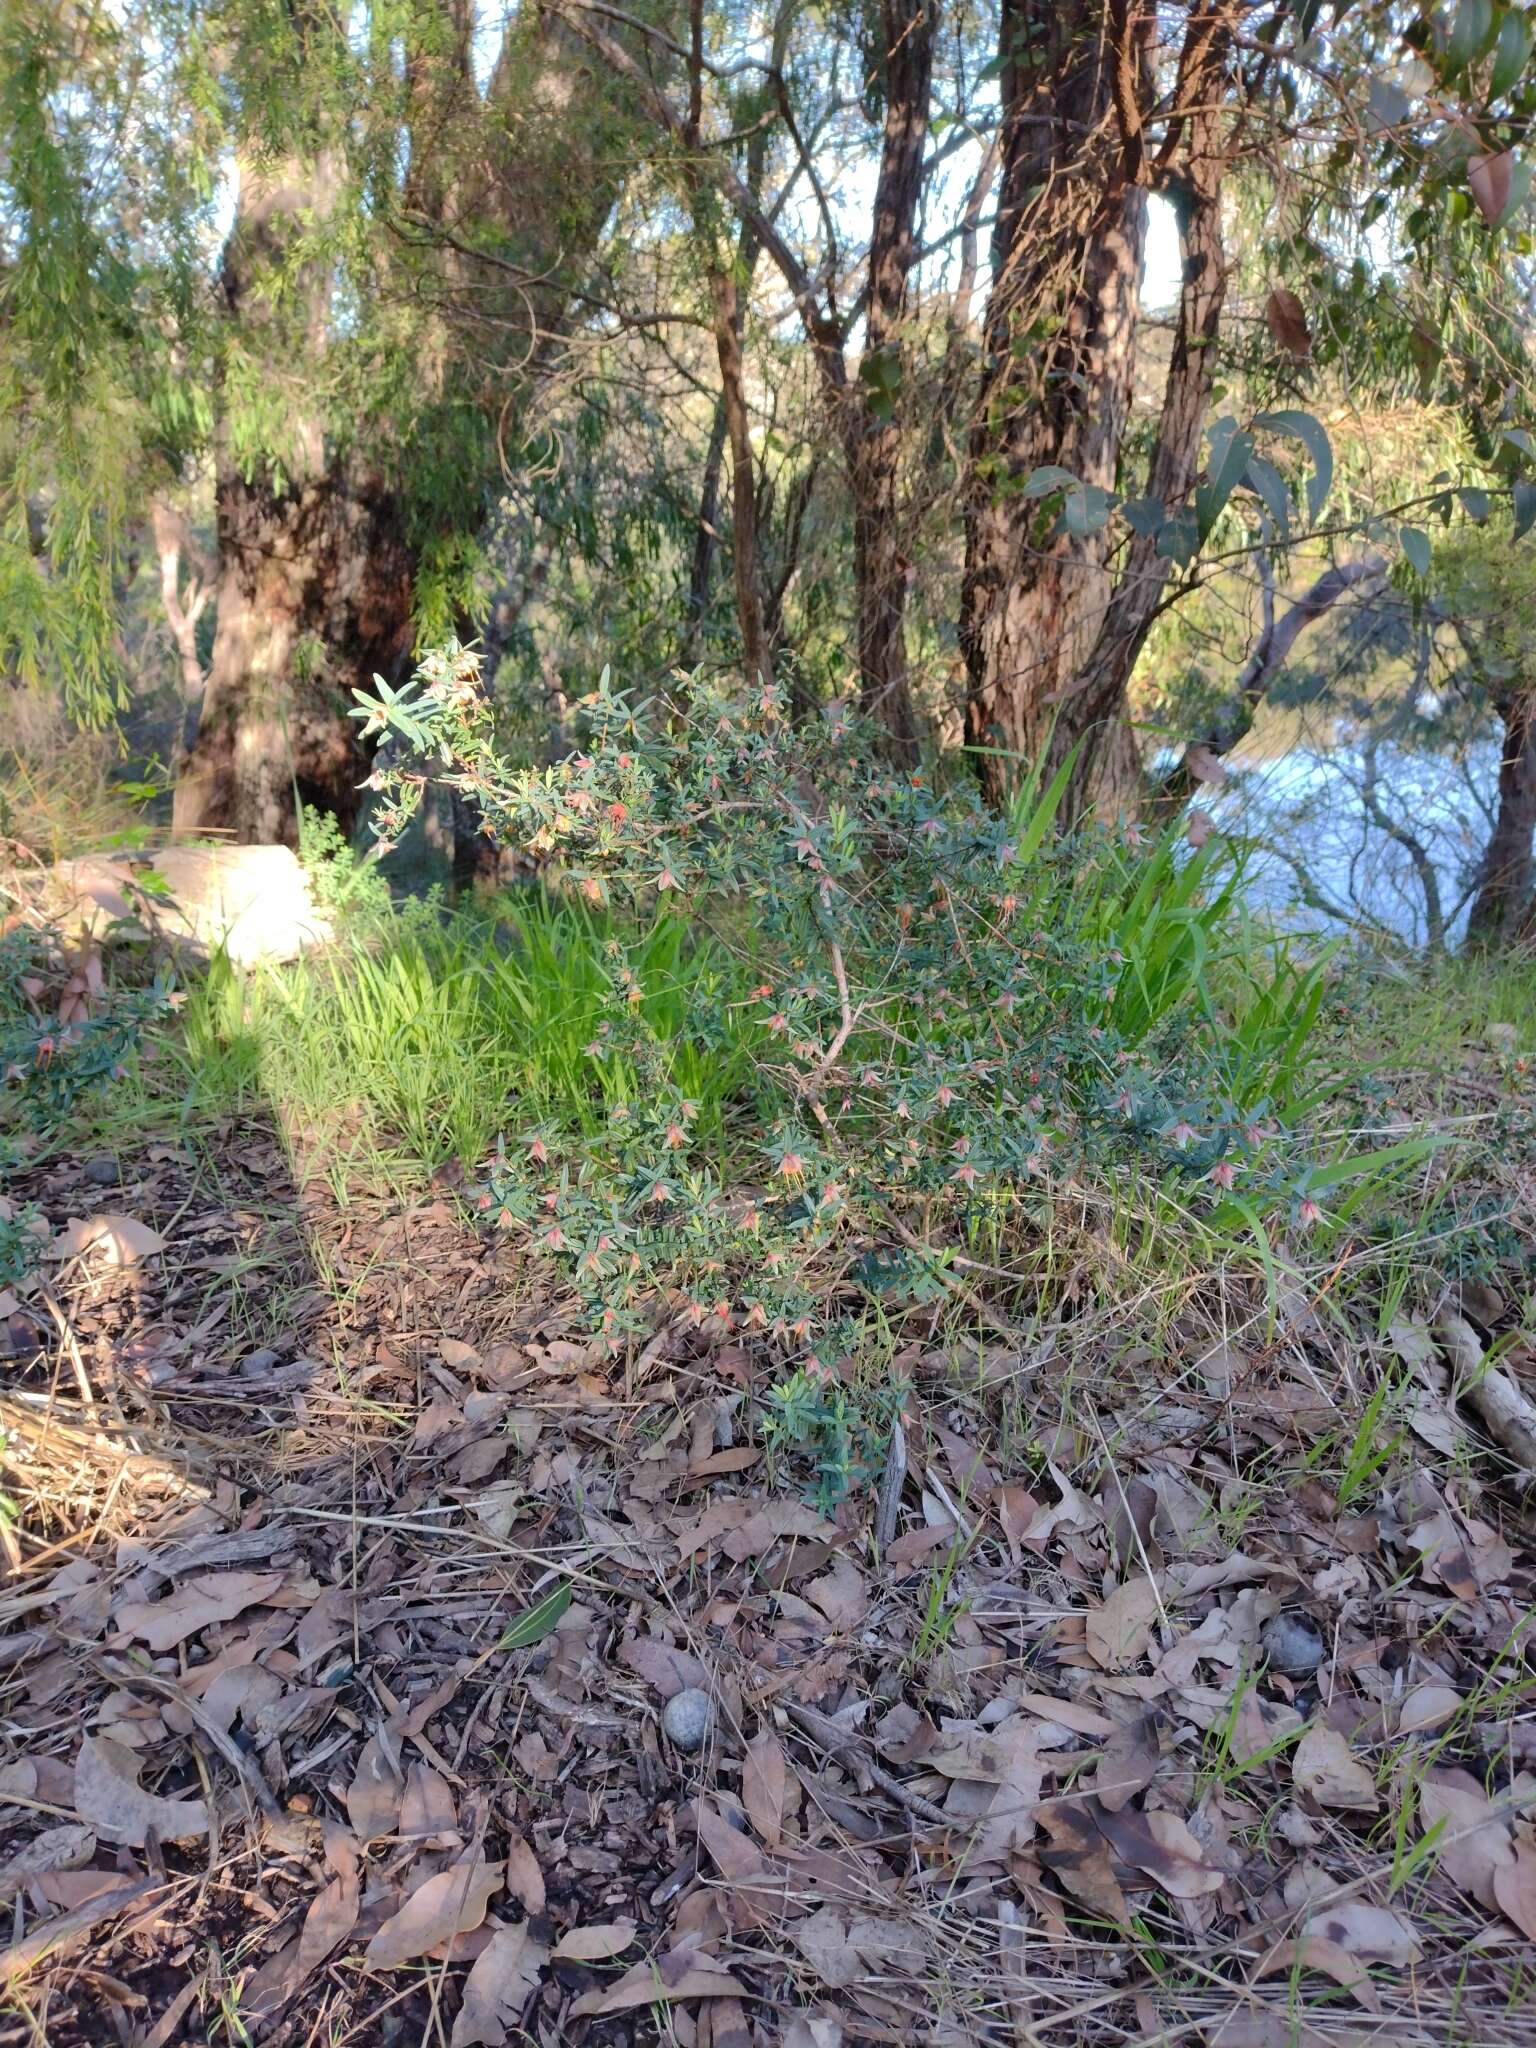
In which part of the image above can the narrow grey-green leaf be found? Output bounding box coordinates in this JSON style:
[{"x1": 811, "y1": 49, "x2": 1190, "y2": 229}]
[
  {"x1": 1491, "y1": 6, "x2": 1534, "y2": 96},
  {"x1": 498, "y1": 1584, "x2": 572, "y2": 1650},
  {"x1": 1243, "y1": 454, "x2": 1291, "y2": 542},
  {"x1": 1399, "y1": 525, "x2": 1432, "y2": 577},
  {"x1": 1255, "y1": 409, "x2": 1333, "y2": 525}
]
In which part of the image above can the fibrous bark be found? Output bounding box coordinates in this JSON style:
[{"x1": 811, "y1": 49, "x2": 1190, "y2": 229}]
[{"x1": 961, "y1": 0, "x2": 1236, "y2": 819}]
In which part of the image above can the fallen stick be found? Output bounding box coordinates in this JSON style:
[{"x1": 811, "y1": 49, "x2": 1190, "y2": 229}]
[{"x1": 1436, "y1": 1310, "x2": 1536, "y2": 1480}]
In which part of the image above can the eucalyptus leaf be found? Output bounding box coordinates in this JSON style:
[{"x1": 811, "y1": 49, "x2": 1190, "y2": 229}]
[
  {"x1": 498, "y1": 1584, "x2": 572, "y2": 1650},
  {"x1": 1243, "y1": 454, "x2": 1291, "y2": 542},
  {"x1": 1255, "y1": 409, "x2": 1333, "y2": 525},
  {"x1": 1399, "y1": 525, "x2": 1432, "y2": 577}
]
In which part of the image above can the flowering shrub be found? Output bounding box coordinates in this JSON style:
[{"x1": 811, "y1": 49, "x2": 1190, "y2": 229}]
[{"x1": 356, "y1": 644, "x2": 1361, "y2": 1353}]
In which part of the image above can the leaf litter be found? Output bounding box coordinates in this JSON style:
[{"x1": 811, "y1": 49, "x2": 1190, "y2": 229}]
[{"x1": 0, "y1": 1108, "x2": 1532, "y2": 2044}]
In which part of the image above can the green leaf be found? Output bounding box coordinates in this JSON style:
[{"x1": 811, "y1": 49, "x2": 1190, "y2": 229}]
[
  {"x1": 1255, "y1": 409, "x2": 1333, "y2": 525},
  {"x1": 1155, "y1": 506, "x2": 1200, "y2": 565},
  {"x1": 1243, "y1": 454, "x2": 1291, "y2": 541},
  {"x1": 1304, "y1": 1134, "x2": 1443, "y2": 1197},
  {"x1": 1458, "y1": 485, "x2": 1491, "y2": 523},
  {"x1": 1063, "y1": 483, "x2": 1114, "y2": 537},
  {"x1": 1022, "y1": 464, "x2": 1080, "y2": 499},
  {"x1": 1514, "y1": 480, "x2": 1536, "y2": 539},
  {"x1": 1445, "y1": 0, "x2": 1494, "y2": 77},
  {"x1": 1491, "y1": 6, "x2": 1534, "y2": 95},
  {"x1": 1399, "y1": 525, "x2": 1432, "y2": 577},
  {"x1": 1121, "y1": 496, "x2": 1165, "y2": 536},
  {"x1": 496, "y1": 1584, "x2": 572, "y2": 1650},
  {"x1": 1196, "y1": 419, "x2": 1256, "y2": 538}
]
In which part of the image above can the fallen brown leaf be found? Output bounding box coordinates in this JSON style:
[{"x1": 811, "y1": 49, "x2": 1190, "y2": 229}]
[
  {"x1": 1085, "y1": 1576, "x2": 1160, "y2": 1672},
  {"x1": 114, "y1": 1569, "x2": 287, "y2": 1652},
  {"x1": 569, "y1": 1947, "x2": 749, "y2": 2016},
  {"x1": 1293, "y1": 1726, "x2": 1378, "y2": 1814},
  {"x1": 51, "y1": 1214, "x2": 167, "y2": 1265},
  {"x1": 618, "y1": 1632, "x2": 710, "y2": 1698},
  {"x1": 74, "y1": 1736, "x2": 210, "y2": 1847},
  {"x1": 0, "y1": 1825, "x2": 96, "y2": 1901},
  {"x1": 1492, "y1": 1840, "x2": 1536, "y2": 1940},
  {"x1": 742, "y1": 1728, "x2": 789, "y2": 1850},
  {"x1": 1418, "y1": 1769, "x2": 1513, "y2": 1910},
  {"x1": 1037, "y1": 1800, "x2": 1130, "y2": 1928},
  {"x1": 552, "y1": 1920, "x2": 638, "y2": 1961},
  {"x1": 365, "y1": 1861, "x2": 501, "y2": 1969},
  {"x1": 452, "y1": 1923, "x2": 549, "y2": 2045},
  {"x1": 503, "y1": 1828, "x2": 544, "y2": 1912}
]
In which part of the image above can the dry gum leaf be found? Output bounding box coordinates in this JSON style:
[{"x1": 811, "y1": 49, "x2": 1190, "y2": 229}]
[
  {"x1": 552, "y1": 1921, "x2": 637, "y2": 1961},
  {"x1": 1293, "y1": 1726, "x2": 1378, "y2": 1814},
  {"x1": 1085, "y1": 1576, "x2": 1161, "y2": 1672},
  {"x1": 452, "y1": 1923, "x2": 550, "y2": 2047},
  {"x1": 74, "y1": 1735, "x2": 209, "y2": 1847},
  {"x1": 114, "y1": 1569, "x2": 287, "y2": 1652},
  {"x1": 364, "y1": 1860, "x2": 502, "y2": 1969},
  {"x1": 570, "y1": 1949, "x2": 749, "y2": 2017}
]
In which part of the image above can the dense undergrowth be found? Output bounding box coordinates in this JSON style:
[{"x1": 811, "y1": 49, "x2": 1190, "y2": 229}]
[{"x1": 4, "y1": 663, "x2": 1533, "y2": 1502}]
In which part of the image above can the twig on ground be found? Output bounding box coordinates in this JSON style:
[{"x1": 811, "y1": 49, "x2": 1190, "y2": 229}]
[{"x1": 783, "y1": 1701, "x2": 949, "y2": 1828}]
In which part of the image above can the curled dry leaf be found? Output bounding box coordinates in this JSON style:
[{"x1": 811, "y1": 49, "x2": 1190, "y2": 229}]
[
  {"x1": 1469, "y1": 149, "x2": 1513, "y2": 225},
  {"x1": 0, "y1": 1824, "x2": 96, "y2": 1901},
  {"x1": 618, "y1": 1632, "x2": 710, "y2": 1699},
  {"x1": 742, "y1": 1728, "x2": 788, "y2": 1850},
  {"x1": 1419, "y1": 1769, "x2": 1514, "y2": 1910},
  {"x1": 452, "y1": 1922, "x2": 550, "y2": 2046},
  {"x1": 552, "y1": 1920, "x2": 638, "y2": 1961},
  {"x1": 1292, "y1": 1726, "x2": 1378, "y2": 1814},
  {"x1": 51, "y1": 1214, "x2": 167, "y2": 1266},
  {"x1": 74, "y1": 1734, "x2": 210, "y2": 1847},
  {"x1": 114, "y1": 1569, "x2": 287, "y2": 1652},
  {"x1": 1265, "y1": 284, "x2": 1312, "y2": 359},
  {"x1": 1085, "y1": 1576, "x2": 1161, "y2": 1672},
  {"x1": 365, "y1": 1860, "x2": 502, "y2": 1970},
  {"x1": 503, "y1": 1828, "x2": 545, "y2": 1913},
  {"x1": 569, "y1": 1948, "x2": 749, "y2": 2017}
]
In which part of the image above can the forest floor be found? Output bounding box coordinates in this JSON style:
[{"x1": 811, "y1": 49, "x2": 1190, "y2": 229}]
[{"x1": 1, "y1": 936, "x2": 1535, "y2": 2048}]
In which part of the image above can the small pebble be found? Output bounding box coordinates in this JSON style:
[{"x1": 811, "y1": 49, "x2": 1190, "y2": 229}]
[
  {"x1": 661, "y1": 1687, "x2": 715, "y2": 1753},
  {"x1": 83, "y1": 1155, "x2": 120, "y2": 1187},
  {"x1": 1261, "y1": 1609, "x2": 1325, "y2": 1680}
]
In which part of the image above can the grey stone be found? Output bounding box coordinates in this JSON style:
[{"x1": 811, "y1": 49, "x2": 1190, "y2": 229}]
[
  {"x1": 661, "y1": 1687, "x2": 715, "y2": 1753},
  {"x1": 82, "y1": 1155, "x2": 120, "y2": 1187},
  {"x1": 1261, "y1": 1609, "x2": 1325, "y2": 1680}
]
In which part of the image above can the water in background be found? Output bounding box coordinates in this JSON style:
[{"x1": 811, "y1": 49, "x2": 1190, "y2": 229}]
[{"x1": 1209, "y1": 735, "x2": 1499, "y2": 949}]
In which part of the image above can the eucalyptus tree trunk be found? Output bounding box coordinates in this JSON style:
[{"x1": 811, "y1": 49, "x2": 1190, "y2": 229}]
[
  {"x1": 174, "y1": 146, "x2": 412, "y2": 845},
  {"x1": 1465, "y1": 688, "x2": 1536, "y2": 947},
  {"x1": 961, "y1": 0, "x2": 1237, "y2": 818},
  {"x1": 844, "y1": 0, "x2": 934, "y2": 763},
  {"x1": 175, "y1": 0, "x2": 640, "y2": 845}
]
